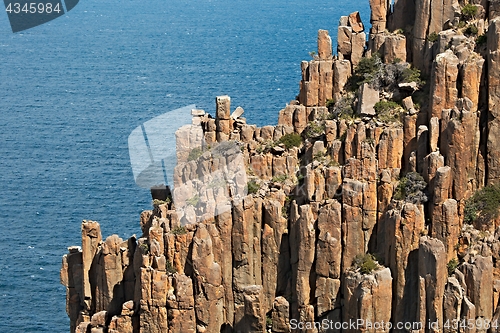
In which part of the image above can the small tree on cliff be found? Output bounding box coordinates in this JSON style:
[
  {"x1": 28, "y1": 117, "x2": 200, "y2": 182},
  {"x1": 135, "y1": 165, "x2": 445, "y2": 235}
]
[{"x1": 393, "y1": 172, "x2": 428, "y2": 204}]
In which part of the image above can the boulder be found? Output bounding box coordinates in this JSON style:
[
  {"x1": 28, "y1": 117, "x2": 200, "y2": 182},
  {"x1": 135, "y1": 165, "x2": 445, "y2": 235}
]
[{"x1": 357, "y1": 83, "x2": 379, "y2": 116}]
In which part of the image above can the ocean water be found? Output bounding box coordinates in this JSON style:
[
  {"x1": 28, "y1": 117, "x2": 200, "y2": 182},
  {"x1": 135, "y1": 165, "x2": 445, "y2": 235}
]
[{"x1": 0, "y1": 0, "x2": 369, "y2": 331}]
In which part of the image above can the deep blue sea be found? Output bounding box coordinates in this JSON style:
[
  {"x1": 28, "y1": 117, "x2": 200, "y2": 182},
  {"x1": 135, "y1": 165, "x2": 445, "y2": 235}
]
[{"x1": 0, "y1": 0, "x2": 369, "y2": 331}]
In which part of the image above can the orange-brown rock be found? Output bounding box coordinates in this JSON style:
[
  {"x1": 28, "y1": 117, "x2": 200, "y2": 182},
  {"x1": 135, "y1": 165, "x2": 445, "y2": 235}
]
[
  {"x1": 379, "y1": 203, "x2": 424, "y2": 324},
  {"x1": 429, "y1": 50, "x2": 459, "y2": 120},
  {"x1": 349, "y1": 12, "x2": 364, "y2": 33},
  {"x1": 82, "y1": 221, "x2": 102, "y2": 311},
  {"x1": 369, "y1": 0, "x2": 388, "y2": 33},
  {"x1": 62, "y1": 7, "x2": 500, "y2": 333},
  {"x1": 343, "y1": 267, "x2": 393, "y2": 332},
  {"x1": 317, "y1": 29, "x2": 332, "y2": 59},
  {"x1": 272, "y1": 296, "x2": 290, "y2": 332},
  {"x1": 463, "y1": 256, "x2": 494, "y2": 319},
  {"x1": 418, "y1": 237, "x2": 447, "y2": 332},
  {"x1": 333, "y1": 60, "x2": 352, "y2": 100},
  {"x1": 488, "y1": 18, "x2": 500, "y2": 183}
]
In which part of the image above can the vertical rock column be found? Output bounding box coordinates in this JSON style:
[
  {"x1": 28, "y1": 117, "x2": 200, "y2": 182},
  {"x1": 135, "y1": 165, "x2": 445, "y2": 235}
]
[
  {"x1": 234, "y1": 196, "x2": 266, "y2": 322},
  {"x1": 93, "y1": 235, "x2": 126, "y2": 315},
  {"x1": 315, "y1": 201, "x2": 342, "y2": 321},
  {"x1": 343, "y1": 267, "x2": 393, "y2": 333},
  {"x1": 412, "y1": 0, "x2": 455, "y2": 73},
  {"x1": 488, "y1": 18, "x2": 500, "y2": 183},
  {"x1": 417, "y1": 237, "x2": 447, "y2": 333},
  {"x1": 82, "y1": 221, "x2": 102, "y2": 312},
  {"x1": 429, "y1": 50, "x2": 459, "y2": 121},
  {"x1": 381, "y1": 203, "x2": 425, "y2": 324},
  {"x1": 463, "y1": 256, "x2": 494, "y2": 323},
  {"x1": 214, "y1": 208, "x2": 235, "y2": 328},
  {"x1": 191, "y1": 224, "x2": 225, "y2": 332},
  {"x1": 167, "y1": 274, "x2": 196, "y2": 333},
  {"x1": 369, "y1": 0, "x2": 387, "y2": 34},
  {"x1": 343, "y1": 134, "x2": 378, "y2": 263},
  {"x1": 261, "y1": 197, "x2": 288, "y2": 314},
  {"x1": 290, "y1": 203, "x2": 316, "y2": 325},
  {"x1": 299, "y1": 30, "x2": 334, "y2": 107},
  {"x1": 338, "y1": 12, "x2": 366, "y2": 68},
  {"x1": 61, "y1": 247, "x2": 84, "y2": 333},
  {"x1": 216, "y1": 95, "x2": 231, "y2": 142},
  {"x1": 440, "y1": 108, "x2": 481, "y2": 204}
]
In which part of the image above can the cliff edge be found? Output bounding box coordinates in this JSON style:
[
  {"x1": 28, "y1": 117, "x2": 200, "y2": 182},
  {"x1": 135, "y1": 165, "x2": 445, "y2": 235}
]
[{"x1": 62, "y1": 1, "x2": 500, "y2": 332}]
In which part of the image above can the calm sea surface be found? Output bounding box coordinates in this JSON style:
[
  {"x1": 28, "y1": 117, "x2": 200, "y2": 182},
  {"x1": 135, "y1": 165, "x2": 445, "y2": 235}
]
[{"x1": 0, "y1": 0, "x2": 369, "y2": 331}]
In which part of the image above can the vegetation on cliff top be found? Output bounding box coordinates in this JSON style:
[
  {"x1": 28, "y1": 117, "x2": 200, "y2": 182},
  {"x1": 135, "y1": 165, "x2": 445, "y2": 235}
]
[
  {"x1": 374, "y1": 100, "x2": 404, "y2": 123},
  {"x1": 447, "y1": 258, "x2": 459, "y2": 276},
  {"x1": 278, "y1": 133, "x2": 303, "y2": 149},
  {"x1": 327, "y1": 94, "x2": 357, "y2": 121},
  {"x1": 393, "y1": 172, "x2": 428, "y2": 204},
  {"x1": 461, "y1": 4, "x2": 478, "y2": 20},
  {"x1": 187, "y1": 146, "x2": 204, "y2": 161},
  {"x1": 348, "y1": 54, "x2": 424, "y2": 91},
  {"x1": 353, "y1": 253, "x2": 379, "y2": 274},
  {"x1": 247, "y1": 179, "x2": 260, "y2": 194},
  {"x1": 464, "y1": 184, "x2": 500, "y2": 226}
]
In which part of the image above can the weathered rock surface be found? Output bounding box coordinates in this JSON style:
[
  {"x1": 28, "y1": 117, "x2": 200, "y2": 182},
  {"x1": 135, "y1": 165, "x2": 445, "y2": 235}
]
[
  {"x1": 63, "y1": 1, "x2": 500, "y2": 332},
  {"x1": 357, "y1": 83, "x2": 379, "y2": 116}
]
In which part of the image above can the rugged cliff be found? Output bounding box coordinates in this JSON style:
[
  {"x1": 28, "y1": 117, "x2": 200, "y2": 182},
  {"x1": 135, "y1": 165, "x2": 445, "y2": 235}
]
[{"x1": 62, "y1": 1, "x2": 500, "y2": 332}]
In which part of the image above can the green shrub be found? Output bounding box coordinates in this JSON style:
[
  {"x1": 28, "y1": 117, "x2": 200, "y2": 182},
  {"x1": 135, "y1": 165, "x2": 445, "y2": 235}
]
[
  {"x1": 186, "y1": 195, "x2": 200, "y2": 207},
  {"x1": 374, "y1": 100, "x2": 403, "y2": 123},
  {"x1": 461, "y1": 4, "x2": 478, "y2": 20},
  {"x1": 326, "y1": 98, "x2": 336, "y2": 108},
  {"x1": 427, "y1": 32, "x2": 438, "y2": 43},
  {"x1": 266, "y1": 316, "x2": 273, "y2": 328},
  {"x1": 477, "y1": 34, "x2": 487, "y2": 45},
  {"x1": 153, "y1": 198, "x2": 171, "y2": 206},
  {"x1": 349, "y1": 54, "x2": 384, "y2": 88},
  {"x1": 139, "y1": 242, "x2": 149, "y2": 254},
  {"x1": 208, "y1": 177, "x2": 227, "y2": 190},
  {"x1": 278, "y1": 133, "x2": 303, "y2": 149},
  {"x1": 402, "y1": 66, "x2": 424, "y2": 85},
  {"x1": 464, "y1": 184, "x2": 500, "y2": 226},
  {"x1": 305, "y1": 121, "x2": 325, "y2": 138},
  {"x1": 172, "y1": 226, "x2": 187, "y2": 235},
  {"x1": 282, "y1": 196, "x2": 292, "y2": 218},
  {"x1": 166, "y1": 260, "x2": 177, "y2": 274},
  {"x1": 465, "y1": 24, "x2": 478, "y2": 35},
  {"x1": 349, "y1": 54, "x2": 424, "y2": 91},
  {"x1": 272, "y1": 174, "x2": 288, "y2": 183},
  {"x1": 313, "y1": 151, "x2": 326, "y2": 159},
  {"x1": 309, "y1": 51, "x2": 316, "y2": 58},
  {"x1": 447, "y1": 258, "x2": 459, "y2": 276},
  {"x1": 374, "y1": 100, "x2": 400, "y2": 113},
  {"x1": 458, "y1": 20, "x2": 467, "y2": 29},
  {"x1": 329, "y1": 95, "x2": 356, "y2": 120},
  {"x1": 393, "y1": 172, "x2": 428, "y2": 204},
  {"x1": 353, "y1": 254, "x2": 378, "y2": 274},
  {"x1": 313, "y1": 151, "x2": 328, "y2": 164},
  {"x1": 247, "y1": 180, "x2": 260, "y2": 194},
  {"x1": 187, "y1": 147, "x2": 203, "y2": 161},
  {"x1": 364, "y1": 137, "x2": 375, "y2": 145}
]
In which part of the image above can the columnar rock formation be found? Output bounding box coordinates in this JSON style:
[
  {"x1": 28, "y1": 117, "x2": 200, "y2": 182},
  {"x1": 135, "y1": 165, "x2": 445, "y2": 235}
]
[{"x1": 62, "y1": 1, "x2": 500, "y2": 333}]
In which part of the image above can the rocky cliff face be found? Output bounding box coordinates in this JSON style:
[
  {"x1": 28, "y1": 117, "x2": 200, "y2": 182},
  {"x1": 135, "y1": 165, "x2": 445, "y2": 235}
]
[{"x1": 62, "y1": 1, "x2": 500, "y2": 332}]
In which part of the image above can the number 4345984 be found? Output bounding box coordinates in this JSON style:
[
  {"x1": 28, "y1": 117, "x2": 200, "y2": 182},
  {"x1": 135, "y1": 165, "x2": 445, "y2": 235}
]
[{"x1": 5, "y1": 2, "x2": 61, "y2": 14}]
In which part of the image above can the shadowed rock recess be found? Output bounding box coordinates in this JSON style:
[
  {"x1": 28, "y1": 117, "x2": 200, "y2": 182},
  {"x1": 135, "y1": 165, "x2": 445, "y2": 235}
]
[{"x1": 62, "y1": 1, "x2": 500, "y2": 332}]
